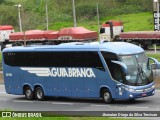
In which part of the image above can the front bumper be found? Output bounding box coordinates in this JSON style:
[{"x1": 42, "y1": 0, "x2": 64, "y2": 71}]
[{"x1": 127, "y1": 88, "x2": 155, "y2": 99}]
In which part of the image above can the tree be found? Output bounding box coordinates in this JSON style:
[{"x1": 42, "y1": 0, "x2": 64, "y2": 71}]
[{"x1": 0, "y1": 0, "x2": 5, "y2": 4}]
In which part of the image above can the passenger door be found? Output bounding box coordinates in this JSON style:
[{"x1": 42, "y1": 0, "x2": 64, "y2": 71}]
[{"x1": 101, "y1": 52, "x2": 125, "y2": 99}]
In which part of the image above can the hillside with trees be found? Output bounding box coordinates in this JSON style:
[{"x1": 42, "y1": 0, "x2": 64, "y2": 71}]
[{"x1": 0, "y1": 0, "x2": 153, "y2": 31}]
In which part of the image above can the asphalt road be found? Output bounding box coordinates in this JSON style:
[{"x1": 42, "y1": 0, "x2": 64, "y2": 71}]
[{"x1": 0, "y1": 84, "x2": 160, "y2": 112}]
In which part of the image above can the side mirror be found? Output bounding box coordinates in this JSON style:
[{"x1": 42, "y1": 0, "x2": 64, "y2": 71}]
[
  {"x1": 111, "y1": 60, "x2": 128, "y2": 74},
  {"x1": 148, "y1": 57, "x2": 160, "y2": 69},
  {"x1": 151, "y1": 63, "x2": 160, "y2": 69}
]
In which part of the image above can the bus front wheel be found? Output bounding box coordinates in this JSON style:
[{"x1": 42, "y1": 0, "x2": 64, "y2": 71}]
[
  {"x1": 102, "y1": 90, "x2": 113, "y2": 104},
  {"x1": 35, "y1": 87, "x2": 45, "y2": 101},
  {"x1": 24, "y1": 86, "x2": 34, "y2": 100}
]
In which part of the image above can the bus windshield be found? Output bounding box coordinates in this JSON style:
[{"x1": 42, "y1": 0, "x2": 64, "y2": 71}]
[{"x1": 119, "y1": 53, "x2": 153, "y2": 86}]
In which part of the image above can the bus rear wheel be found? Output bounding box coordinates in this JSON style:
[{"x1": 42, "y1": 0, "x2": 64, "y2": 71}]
[
  {"x1": 35, "y1": 87, "x2": 45, "y2": 101},
  {"x1": 24, "y1": 86, "x2": 34, "y2": 100},
  {"x1": 102, "y1": 90, "x2": 113, "y2": 104}
]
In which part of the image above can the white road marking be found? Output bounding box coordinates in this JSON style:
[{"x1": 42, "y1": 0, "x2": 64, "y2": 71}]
[
  {"x1": 51, "y1": 102, "x2": 74, "y2": 105},
  {"x1": 0, "y1": 99, "x2": 10, "y2": 102},
  {"x1": 90, "y1": 104, "x2": 110, "y2": 107},
  {"x1": 127, "y1": 106, "x2": 149, "y2": 109},
  {"x1": 12, "y1": 100, "x2": 34, "y2": 103}
]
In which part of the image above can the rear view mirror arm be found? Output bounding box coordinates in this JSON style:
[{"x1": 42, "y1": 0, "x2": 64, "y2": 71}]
[{"x1": 111, "y1": 60, "x2": 128, "y2": 74}]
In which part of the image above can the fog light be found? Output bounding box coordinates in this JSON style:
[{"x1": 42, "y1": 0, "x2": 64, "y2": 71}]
[{"x1": 129, "y1": 94, "x2": 133, "y2": 97}]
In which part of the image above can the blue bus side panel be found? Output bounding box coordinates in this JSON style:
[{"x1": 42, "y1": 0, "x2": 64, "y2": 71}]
[
  {"x1": 3, "y1": 67, "x2": 23, "y2": 95},
  {"x1": 23, "y1": 68, "x2": 109, "y2": 98},
  {"x1": 57, "y1": 78, "x2": 71, "y2": 97},
  {"x1": 3, "y1": 64, "x2": 117, "y2": 99},
  {"x1": 46, "y1": 78, "x2": 59, "y2": 96},
  {"x1": 24, "y1": 77, "x2": 45, "y2": 91},
  {"x1": 70, "y1": 78, "x2": 85, "y2": 97},
  {"x1": 44, "y1": 68, "x2": 108, "y2": 98}
]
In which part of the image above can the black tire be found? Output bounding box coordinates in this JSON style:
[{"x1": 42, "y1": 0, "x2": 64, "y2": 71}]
[
  {"x1": 24, "y1": 86, "x2": 34, "y2": 100},
  {"x1": 102, "y1": 90, "x2": 113, "y2": 104},
  {"x1": 35, "y1": 87, "x2": 45, "y2": 101}
]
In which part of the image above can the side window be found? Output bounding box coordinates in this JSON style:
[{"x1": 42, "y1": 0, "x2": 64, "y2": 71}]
[
  {"x1": 67, "y1": 52, "x2": 86, "y2": 67},
  {"x1": 4, "y1": 52, "x2": 40, "y2": 67},
  {"x1": 3, "y1": 51, "x2": 104, "y2": 71},
  {"x1": 54, "y1": 52, "x2": 69, "y2": 67},
  {"x1": 101, "y1": 52, "x2": 124, "y2": 82},
  {"x1": 3, "y1": 52, "x2": 15, "y2": 66},
  {"x1": 15, "y1": 52, "x2": 26, "y2": 66},
  {"x1": 25, "y1": 52, "x2": 39, "y2": 67},
  {"x1": 100, "y1": 28, "x2": 105, "y2": 34},
  {"x1": 39, "y1": 52, "x2": 52, "y2": 67},
  {"x1": 86, "y1": 52, "x2": 104, "y2": 71}
]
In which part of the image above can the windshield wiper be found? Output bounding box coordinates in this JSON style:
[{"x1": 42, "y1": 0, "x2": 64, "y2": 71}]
[
  {"x1": 135, "y1": 64, "x2": 150, "y2": 85},
  {"x1": 134, "y1": 55, "x2": 150, "y2": 85}
]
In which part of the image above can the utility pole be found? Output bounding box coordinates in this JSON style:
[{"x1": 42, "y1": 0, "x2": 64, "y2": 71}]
[
  {"x1": 15, "y1": 4, "x2": 22, "y2": 32},
  {"x1": 46, "y1": 0, "x2": 49, "y2": 30},
  {"x1": 72, "y1": 0, "x2": 77, "y2": 27},
  {"x1": 97, "y1": 3, "x2": 100, "y2": 41}
]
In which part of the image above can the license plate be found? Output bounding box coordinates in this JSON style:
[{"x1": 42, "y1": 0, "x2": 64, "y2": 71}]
[{"x1": 142, "y1": 93, "x2": 147, "y2": 96}]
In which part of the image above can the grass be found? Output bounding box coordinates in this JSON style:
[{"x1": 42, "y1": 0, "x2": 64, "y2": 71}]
[
  {"x1": 44, "y1": 12, "x2": 153, "y2": 32},
  {"x1": 147, "y1": 53, "x2": 160, "y2": 61},
  {"x1": 105, "y1": 12, "x2": 154, "y2": 32},
  {"x1": 39, "y1": 22, "x2": 73, "y2": 31}
]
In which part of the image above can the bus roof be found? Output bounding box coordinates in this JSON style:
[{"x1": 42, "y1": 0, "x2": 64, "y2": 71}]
[{"x1": 3, "y1": 42, "x2": 144, "y2": 55}]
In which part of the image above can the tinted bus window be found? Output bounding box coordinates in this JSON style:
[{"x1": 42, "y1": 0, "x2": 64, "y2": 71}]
[
  {"x1": 14, "y1": 52, "x2": 26, "y2": 66},
  {"x1": 86, "y1": 52, "x2": 104, "y2": 70},
  {"x1": 39, "y1": 52, "x2": 51, "y2": 67},
  {"x1": 3, "y1": 52, "x2": 15, "y2": 66},
  {"x1": 54, "y1": 52, "x2": 69, "y2": 67},
  {"x1": 63, "y1": 52, "x2": 86, "y2": 67},
  {"x1": 3, "y1": 51, "x2": 104, "y2": 71},
  {"x1": 26, "y1": 52, "x2": 39, "y2": 67}
]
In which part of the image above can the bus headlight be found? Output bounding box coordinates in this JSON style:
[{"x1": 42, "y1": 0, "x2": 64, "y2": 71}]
[
  {"x1": 128, "y1": 88, "x2": 135, "y2": 92},
  {"x1": 123, "y1": 87, "x2": 135, "y2": 92},
  {"x1": 151, "y1": 85, "x2": 155, "y2": 89}
]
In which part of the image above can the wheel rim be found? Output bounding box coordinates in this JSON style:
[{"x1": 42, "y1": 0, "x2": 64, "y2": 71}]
[
  {"x1": 104, "y1": 92, "x2": 110, "y2": 102},
  {"x1": 26, "y1": 89, "x2": 32, "y2": 98},
  {"x1": 37, "y1": 89, "x2": 43, "y2": 99}
]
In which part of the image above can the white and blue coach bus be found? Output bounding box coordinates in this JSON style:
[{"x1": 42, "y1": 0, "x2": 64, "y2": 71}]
[{"x1": 2, "y1": 42, "x2": 160, "y2": 103}]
